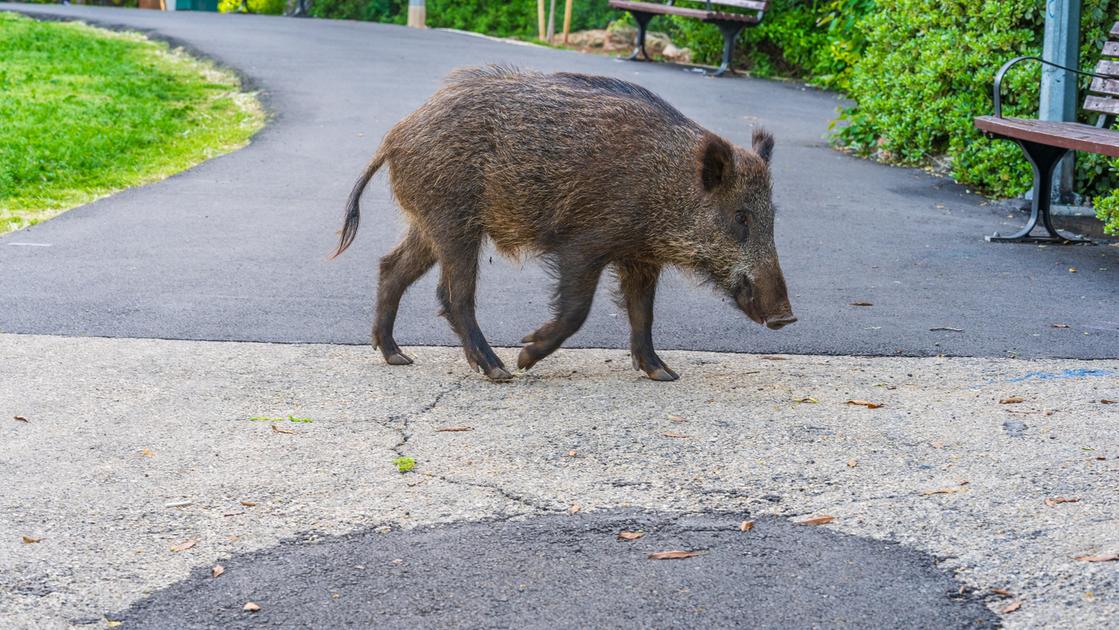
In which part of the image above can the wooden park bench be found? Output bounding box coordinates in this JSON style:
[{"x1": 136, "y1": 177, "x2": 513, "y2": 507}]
[
  {"x1": 973, "y1": 22, "x2": 1119, "y2": 244},
  {"x1": 608, "y1": 0, "x2": 767, "y2": 77}
]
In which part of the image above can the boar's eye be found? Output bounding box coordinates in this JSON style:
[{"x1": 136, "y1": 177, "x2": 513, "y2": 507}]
[{"x1": 734, "y1": 211, "x2": 747, "y2": 224}]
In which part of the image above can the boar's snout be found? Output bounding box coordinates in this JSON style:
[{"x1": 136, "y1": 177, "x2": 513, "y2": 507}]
[{"x1": 733, "y1": 264, "x2": 795, "y2": 330}]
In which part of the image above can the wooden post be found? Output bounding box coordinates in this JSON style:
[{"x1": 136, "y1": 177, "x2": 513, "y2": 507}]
[
  {"x1": 547, "y1": 0, "x2": 556, "y2": 42},
  {"x1": 407, "y1": 0, "x2": 426, "y2": 29},
  {"x1": 563, "y1": 0, "x2": 573, "y2": 45},
  {"x1": 1041, "y1": 0, "x2": 1080, "y2": 201},
  {"x1": 537, "y1": 0, "x2": 546, "y2": 40}
]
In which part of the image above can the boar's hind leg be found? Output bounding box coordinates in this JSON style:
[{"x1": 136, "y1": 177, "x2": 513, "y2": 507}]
[
  {"x1": 374, "y1": 228, "x2": 436, "y2": 366},
  {"x1": 518, "y1": 254, "x2": 607, "y2": 372},
  {"x1": 617, "y1": 262, "x2": 678, "y2": 381},
  {"x1": 434, "y1": 235, "x2": 512, "y2": 381}
]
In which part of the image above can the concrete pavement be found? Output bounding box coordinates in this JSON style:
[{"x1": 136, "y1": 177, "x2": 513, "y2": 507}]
[{"x1": 2, "y1": 335, "x2": 1117, "y2": 627}]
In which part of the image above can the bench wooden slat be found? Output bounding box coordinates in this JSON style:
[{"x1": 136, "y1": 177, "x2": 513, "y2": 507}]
[
  {"x1": 975, "y1": 116, "x2": 1119, "y2": 158},
  {"x1": 1094, "y1": 59, "x2": 1119, "y2": 77},
  {"x1": 1103, "y1": 41, "x2": 1119, "y2": 57},
  {"x1": 607, "y1": 1, "x2": 760, "y2": 23},
  {"x1": 1111, "y1": 21, "x2": 1119, "y2": 38},
  {"x1": 1089, "y1": 76, "x2": 1119, "y2": 97},
  {"x1": 1083, "y1": 95, "x2": 1119, "y2": 116}
]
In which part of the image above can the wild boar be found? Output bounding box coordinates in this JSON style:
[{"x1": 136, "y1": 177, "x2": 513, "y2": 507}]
[{"x1": 332, "y1": 66, "x2": 795, "y2": 381}]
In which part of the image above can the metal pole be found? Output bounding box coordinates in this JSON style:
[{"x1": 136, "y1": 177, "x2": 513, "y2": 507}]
[
  {"x1": 407, "y1": 0, "x2": 425, "y2": 29},
  {"x1": 1040, "y1": 0, "x2": 1080, "y2": 202}
]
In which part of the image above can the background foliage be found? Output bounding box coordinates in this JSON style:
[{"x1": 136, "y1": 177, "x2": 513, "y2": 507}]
[
  {"x1": 218, "y1": 0, "x2": 287, "y2": 15},
  {"x1": 309, "y1": 0, "x2": 615, "y2": 38}
]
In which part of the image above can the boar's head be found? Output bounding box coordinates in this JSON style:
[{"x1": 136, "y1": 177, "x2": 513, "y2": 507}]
[{"x1": 690, "y1": 129, "x2": 795, "y2": 330}]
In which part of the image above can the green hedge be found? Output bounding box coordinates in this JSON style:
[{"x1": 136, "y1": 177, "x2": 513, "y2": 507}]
[
  {"x1": 834, "y1": 0, "x2": 1119, "y2": 234},
  {"x1": 310, "y1": 0, "x2": 616, "y2": 39}
]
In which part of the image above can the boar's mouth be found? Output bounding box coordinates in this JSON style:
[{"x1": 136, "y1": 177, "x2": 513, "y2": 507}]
[{"x1": 733, "y1": 284, "x2": 796, "y2": 330}]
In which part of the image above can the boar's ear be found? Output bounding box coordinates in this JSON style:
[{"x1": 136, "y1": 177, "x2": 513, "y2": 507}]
[
  {"x1": 699, "y1": 134, "x2": 734, "y2": 193},
  {"x1": 752, "y1": 128, "x2": 775, "y2": 164}
]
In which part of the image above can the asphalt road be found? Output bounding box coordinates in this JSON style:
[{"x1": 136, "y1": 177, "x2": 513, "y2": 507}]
[
  {"x1": 115, "y1": 512, "x2": 997, "y2": 629},
  {"x1": 2, "y1": 5, "x2": 1117, "y2": 359}
]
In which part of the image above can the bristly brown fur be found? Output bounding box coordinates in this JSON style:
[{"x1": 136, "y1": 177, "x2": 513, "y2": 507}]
[{"x1": 332, "y1": 66, "x2": 794, "y2": 381}]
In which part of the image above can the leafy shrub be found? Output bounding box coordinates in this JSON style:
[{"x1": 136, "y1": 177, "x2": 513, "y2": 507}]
[
  {"x1": 218, "y1": 0, "x2": 286, "y2": 15},
  {"x1": 310, "y1": 0, "x2": 616, "y2": 39},
  {"x1": 834, "y1": 0, "x2": 1119, "y2": 233},
  {"x1": 657, "y1": 0, "x2": 874, "y2": 91}
]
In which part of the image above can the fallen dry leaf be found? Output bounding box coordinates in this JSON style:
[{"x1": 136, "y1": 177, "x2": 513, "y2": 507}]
[
  {"x1": 170, "y1": 539, "x2": 197, "y2": 553},
  {"x1": 21, "y1": 535, "x2": 42, "y2": 544},
  {"x1": 566, "y1": 450, "x2": 577, "y2": 457},
  {"x1": 271, "y1": 424, "x2": 294, "y2": 435},
  {"x1": 435, "y1": 426, "x2": 474, "y2": 432},
  {"x1": 106, "y1": 620, "x2": 123, "y2": 628},
  {"x1": 13, "y1": 415, "x2": 29, "y2": 423},
  {"x1": 794, "y1": 397, "x2": 818, "y2": 404},
  {"x1": 1002, "y1": 600, "x2": 1022, "y2": 614},
  {"x1": 846, "y1": 400, "x2": 883, "y2": 409},
  {"x1": 1068, "y1": 267, "x2": 1078, "y2": 273},
  {"x1": 240, "y1": 500, "x2": 257, "y2": 507},
  {"x1": 847, "y1": 459, "x2": 858, "y2": 468},
  {"x1": 1074, "y1": 553, "x2": 1119, "y2": 562},
  {"x1": 1044, "y1": 497, "x2": 1080, "y2": 506},
  {"x1": 990, "y1": 588, "x2": 1013, "y2": 598},
  {"x1": 666, "y1": 414, "x2": 685, "y2": 422},
  {"x1": 140, "y1": 448, "x2": 156, "y2": 458},
  {"x1": 569, "y1": 504, "x2": 581, "y2": 514},
  {"x1": 930, "y1": 441, "x2": 945, "y2": 449},
  {"x1": 739, "y1": 520, "x2": 755, "y2": 532},
  {"x1": 648, "y1": 550, "x2": 701, "y2": 560},
  {"x1": 759, "y1": 355, "x2": 787, "y2": 361},
  {"x1": 1101, "y1": 399, "x2": 1116, "y2": 404},
  {"x1": 929, "y1": 326, "x2": 964, "y2": 332},
  {"x1": 617, "y1": 531, "x2": 644, "y2": 541},
  {"x1": 211, "y1": 565, "x2": 225, "y2": 578},
  {"x1": 797, "y1": 515, "x2": 835, "y2": 526},
  {"x1": 1052, "y1": 323, "x2": 1070, "y2": 329},
  {"x1": 850, "y1": 301, "x2": 873, "y2": 307},
  {"x1": 999, "y1": 397, "x2": 1025, "y2": 404},
  {"x1": 662, "y1": 432, "x2": 689, "y2": 439},
  {"x1": 243, "y1": 602, "x2": 261, "y2": 612}
]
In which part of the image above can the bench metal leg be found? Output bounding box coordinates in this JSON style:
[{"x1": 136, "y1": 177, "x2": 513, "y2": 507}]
[
  {"x1": 711, "y1": 21, "x2": 747, "y2": 77},
  {"x1": 625, "y1": 12, "x2": 655, "y2": 61},
  {"x1": 987, "y1": 140, "x2": 1092, "y2": 244}
]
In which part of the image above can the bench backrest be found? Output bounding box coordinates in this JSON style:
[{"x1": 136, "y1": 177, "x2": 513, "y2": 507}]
[{"x1": 1086, "y1": 22, "x2": 1119, "y2": 116}]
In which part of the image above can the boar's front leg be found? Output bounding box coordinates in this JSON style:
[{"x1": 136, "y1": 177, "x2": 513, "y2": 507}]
[
  {"x1": 617, "y1": 262, "x2": 678, "y2": 381},
  {"x1": 518, "y1": 253, "x2": 607, "y2": 372}
]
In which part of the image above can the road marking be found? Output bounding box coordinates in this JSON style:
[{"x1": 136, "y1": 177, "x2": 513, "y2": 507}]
[{"x1": 7, "y1": 242, "x2": 52, "y2": 247}]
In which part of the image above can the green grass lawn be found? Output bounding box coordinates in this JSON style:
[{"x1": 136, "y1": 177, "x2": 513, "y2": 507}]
[{"x1": 0, "y1": 12, "x2": 264, "y2": 233}]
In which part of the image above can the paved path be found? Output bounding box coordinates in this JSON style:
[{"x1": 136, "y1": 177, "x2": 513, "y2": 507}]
[
  {"x1": 2, "y1": 6, "x2": 1118, "y2": 629},
  {"x1": 3, "y1": 335, "x2": 1116, "y2": 628},
  {"x1": 2, "y1": 5, "x2": 1117, "y2": 359}
]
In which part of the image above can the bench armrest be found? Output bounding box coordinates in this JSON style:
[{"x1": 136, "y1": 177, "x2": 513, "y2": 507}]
[{"x1": 992, "y1": 55, "x2": 1112, "y2": 118}]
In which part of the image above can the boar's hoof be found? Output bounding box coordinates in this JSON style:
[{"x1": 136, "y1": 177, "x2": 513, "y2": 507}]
[
  {"x1": 646, "y1": 366, "x2": 680, "y2": 382},
  {"x1": 385, "y1": 352, "x2": 414, "y2": 366},
  {"x1": 485, "y1": 366, "x2": 513, "y2": 381}
]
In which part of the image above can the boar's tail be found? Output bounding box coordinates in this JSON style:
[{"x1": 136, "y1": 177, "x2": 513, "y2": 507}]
[{"x1": 330, "y1": 150, "x2": 386, "y2": 259}]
